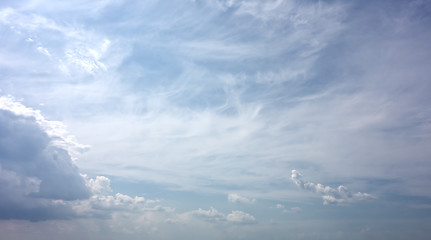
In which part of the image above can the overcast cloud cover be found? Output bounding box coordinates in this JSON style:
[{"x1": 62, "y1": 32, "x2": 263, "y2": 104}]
[{"x1": 1, "y1": 0, "x2": 431, "y2": 239}]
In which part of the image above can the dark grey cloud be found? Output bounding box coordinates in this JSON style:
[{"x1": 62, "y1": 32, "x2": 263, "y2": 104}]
[{"x1": 0, "y1": 109, "x2": 90, "y2": 220}]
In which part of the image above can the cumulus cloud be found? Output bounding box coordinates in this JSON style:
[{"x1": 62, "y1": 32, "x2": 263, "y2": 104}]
[
  {"x1": 84, "y1": 175, "x2": 112, "y2": 195},
  {"x1": 227, "y1": 193, "x2": 255, "y2": 204},
  {"x1": 0, "y1": 96, "x2": 89, "y2": 161},
  {"x1": 190, "y1": 207, "x2": 226, "y2": 222},
  {"x1": 291, "y1": 170, "x2": 374, "y2": 205},
  {"x1": 226, "y1": 210, "x2": 256, "y2": 224},
  {"x1": 188, "y1": 207, "x2": 255, "y2": 224},
  {"x1": 0, "y1": 97, "x2": 94, "y2": 220},
  {"x1": 0, "y1": 107, "x2": 89, "y2": 220},
  {"x1": 72, "y1": 173, "x2": 174, "y2": 220},
  {"x1": 0, "y1": 96, "x2": 170, "y2": 221}
]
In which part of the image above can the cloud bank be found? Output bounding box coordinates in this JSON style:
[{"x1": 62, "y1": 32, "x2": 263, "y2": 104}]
[
  {"x1": 0, "y1": 99, "x2": 90, "y2": 220},
  {"x1": 0, "y1": 97, "x2": 166, "y2": 221}
]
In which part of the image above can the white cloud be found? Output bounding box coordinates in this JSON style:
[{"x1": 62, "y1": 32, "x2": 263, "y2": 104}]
[
  {"x1": 275, "y1": 204, "x2": 301, "y2": 214},
  {"x1": 0, "y1": 100, "x2": 90, "y2": 220},
  {"x1": 65, "y1": 40, "x2": 109, "y2": 74},
  {"x1": 275, "y1": 203, "x2": 285, "y2": 209},
  {"x1": 0, "y1": 7, "x2": 61, "y2": 31},
  {"x1": 187, "y1": 207, "x2": 255, "y2": 224},
  {"x1": 226, "y1": 210, "x2": 256, "y2": 224},
  {"x1": 84, "y1": 175, "x2": 112, "y2": 195},
  {"x1": 291, "y1": 170, "x2": 374, "y2": 205},
  {"x1": 37, "y1": 46, "x2": 51, "y2": 56},
  {"x1": 189, "y1": 207, "x2": 225, "y2": 222},
  {"x1": 227, "y1": 193, "x2": 255, "y2": 204},
  {"x1": 0, "y1": 96, "x2": 89, "y2": 161},
  {"x1": 0, "y1": 7, "x2": 113, "y2": 75},
  {"x1": 0, "y1": 96, "x2": 173, "y2": 221}
]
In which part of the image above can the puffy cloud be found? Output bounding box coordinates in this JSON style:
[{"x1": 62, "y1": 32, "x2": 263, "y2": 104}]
[
  {"x1": 291, "y1": 170, "x2": 374, "y2": 205},
  {"x1": 74, "y1": 172, "x2": 174, "y2": 219},
  {"x1": 227, "y1": 193, "x2": 255, "y2": 204},
  {"x1": 189, "y1": 207, "x2": 226, "y2": 222},
  {"x1": 187, "y1": 207, "x2": 256, "y2": 224},
  {"x1": 226, "y1": 210, "x2": 256, "y2": 224},
  {"x1": 0, "y1": 96, "x2": 89, "y2": 161},
  {"x1": 0, "y1": 96, "x2": 171, "y2": 221},
  {"x1": 84, "y1": 175, "x2": 112, "y2": 195},
  {"x1": 0, "y1": 98, "x2": 91, "y2": 220}
]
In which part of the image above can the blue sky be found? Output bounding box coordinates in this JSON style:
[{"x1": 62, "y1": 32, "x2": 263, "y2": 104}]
[{"x1": 1, "y1": 0, "x2": 431, "y2": 239}]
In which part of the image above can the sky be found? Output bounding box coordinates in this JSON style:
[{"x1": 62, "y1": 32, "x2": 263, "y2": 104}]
[{"x1": 0, "y1": 0, "x2": 431, "y2": 239}]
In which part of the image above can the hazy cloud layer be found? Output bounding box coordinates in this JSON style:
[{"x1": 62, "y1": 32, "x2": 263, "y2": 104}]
[
  {"x1": 228, "y1": 193, "x2": 255, "y2": 204},
  {"x1": 275, "y1": 204, "x2": 301, "y2": 214}
]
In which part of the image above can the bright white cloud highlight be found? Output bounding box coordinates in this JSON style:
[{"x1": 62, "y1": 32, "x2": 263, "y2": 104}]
[
  {"x1": 0, "y1": 96, "x2": 89, "y2": 161},
  {"x1": 37, "y1": 46, "x2": 51, "y2": 56},
  {"x1": 84, "y1": 175, "x2": 112, "y2": 195},
  {"x1": 291, "y1": 170, "x2": 374, "y2": 205},
  {"x1": 190, "y1": 207, "x2": 226, "y2": 222},
  {"x1": 0, "y1": 96, "x2": 173, "y2": 221},
  {"x1": 226, "y1": 210, "x2": 256, "y2": 224}
]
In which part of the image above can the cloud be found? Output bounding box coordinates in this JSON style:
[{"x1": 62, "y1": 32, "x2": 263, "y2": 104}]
[
  {"x1": 275, "y1": 204, "x2": 301, "y2": 214},
  {"x1": 291, "y1": 170, "x2": 374, "y2": 205},
  {"x1": 0, "y1": 96, "x2": 171, "y2": 221},
  {"x1": 0, "y1": 96, "x2": 90, "y2": 161},
  {"x1": 189, "y1": 207, "x2": 226, "y2": 222},
  {"x1": 227, "y1": 193, "x2": 255, "y2": 204},
  {"x1": 0, "y1": 7, "x2": 113, "y2": 75},
  {"x1": 37, "y1": 46, "x2": 51, "y2": 57},
  {"x1": 188, "y1": 207, "x2": 255, "y2": 224},
  {"x1": 226, "y1": 210, "x2": 256, "y2": 224},
  {"x1": 84, "y1": 175, "x2": 112, "y2": 195},
  {"x1": 0, "y1": 106, "x2": 90, "y2": 220}
]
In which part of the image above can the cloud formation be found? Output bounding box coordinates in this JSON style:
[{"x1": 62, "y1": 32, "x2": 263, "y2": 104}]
[
  {"x1": 275, "y1": 204, "x2": 301, "y2": 214},
  {"x1": 189, "y1": 207, "x2": 256, "y2": 224},
  {"x1": 0, "y1": 107, "x2": 89, "y2": 220},
  {"x1": 291, "y1": 170, "x2": 374, "y2": 205},
  {"x1": 190, "y1": 207, "x2": 226, "y2": 222},
  {"x1": 226, "y1": 210, "x2": 256, "y2": 224},
  {"x1": 0, "y1": 96, "x2": 169, "y2": 221},
  {"x1": 227, "y1": 193, "x2": 255, "y2": 204}
]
